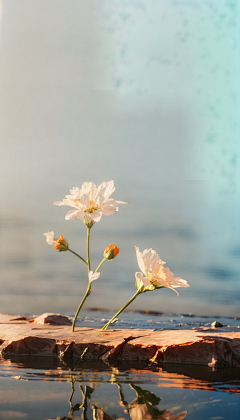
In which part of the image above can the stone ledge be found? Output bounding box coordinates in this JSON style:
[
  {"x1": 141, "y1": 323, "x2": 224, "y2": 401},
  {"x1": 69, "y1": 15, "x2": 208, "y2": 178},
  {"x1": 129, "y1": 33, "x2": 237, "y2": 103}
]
[{"x1": 1, "y1": 313, "x2": 240, "y2": 367}]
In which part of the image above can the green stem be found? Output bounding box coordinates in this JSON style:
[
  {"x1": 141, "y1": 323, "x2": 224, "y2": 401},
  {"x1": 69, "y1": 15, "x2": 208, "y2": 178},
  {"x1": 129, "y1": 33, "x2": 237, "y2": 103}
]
[
  {"x1": 72, "y1": 226, "x2": 96, "y2": 332},
  {"x1": 87, "y1": 227, "x2": 91, "y2": 271},
  {"x1": 72, "y1": 282, "x2": 92, "y2": 332},
  {"x1": 72, "y1": 227, "x2": 92, "y2": 332},
  {"x1": 95, "y1": 258, "x2": 106, "y2": 273},
  {"x1": 101, "y1": 289, "x2": 141, "y2": 331},
  {"x1": 68, "y1": 248, "x2": 87, "y2": 265}
]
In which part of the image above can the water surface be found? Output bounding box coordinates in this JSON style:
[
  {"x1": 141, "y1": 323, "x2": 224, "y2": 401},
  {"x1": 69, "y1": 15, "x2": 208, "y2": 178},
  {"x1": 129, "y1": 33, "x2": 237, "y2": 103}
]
[{"x1": 0, "y1": 356, "x2": 240, "y2": 420}]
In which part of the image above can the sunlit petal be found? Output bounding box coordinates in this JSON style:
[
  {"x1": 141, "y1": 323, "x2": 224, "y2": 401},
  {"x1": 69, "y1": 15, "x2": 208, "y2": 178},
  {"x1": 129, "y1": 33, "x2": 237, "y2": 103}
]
[
  {"x1": 90, "y1": 210, "x2": 102, "y2": 222},
  {"x1": 141, "y1": 276, "x2": 151, "y2": 286},
  {"x1": 89, "y1": 271, "x2": 100, "y2": 282},
  {"x1": 65, "y1": 210, "x2": 82, "y2": 220},
  {"x1": 43, "y1": 231, "x2": 55, "y2": 245},
  {"x1": 135, "y1": 246, "x2": 147, "y2": 275}
]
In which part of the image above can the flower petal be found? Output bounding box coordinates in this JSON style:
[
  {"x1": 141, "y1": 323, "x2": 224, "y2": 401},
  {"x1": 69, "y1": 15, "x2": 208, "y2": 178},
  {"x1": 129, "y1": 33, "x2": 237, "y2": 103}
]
[
  {"x1": 65, "y1": 210, "x2": 83, "y2": 220},
  {"x1": 140, "y1": 275, "x2": 151, "y2": 287},
  {"x1": 84, "y1": 212, "x2": 93, "y2": 223},
  {"x1": 135, "y1": 246, "x2": 147, "y2": 275},
  {"x1": 88, "y1": 187, "x2": 99, "y2": 203},
  {"x1": 75, "y1": 211, "x2": 85, "y2": 221},
  {"x1": 80, "y1": 194, "x2": 90, "y2": 209},
  {"x1": 81, "y1": 182, "x2": 96, "y2": 194},
  {"x1": 53, "y1": 199, "x2": 79, "y2": 209},
  {"x1": 43, "y1": 231, "x2": 55, "y2": 245},
  {"x1": 90, "y1": 210, "x2": 102, "y2": 222},
  {"x1": 53, "y1": 200, "x2": 66, "y2": 206},
  {"x1": 101, "y1": 206, "x2": 118, "y2": 216},
  {"x1": 142, "y1": 248, "x2": 161, "y2": 272},
  {"x1": 89, "y1": 271, "x2": 100, "y2": 282},
  {"x1": 98, "y1": 180, "x2": 115, "y2": 200},
  {"x1": 172, "y1": 277, "x2": 189, "y2": 288},
  {"x1": 101, "y1": 198, "x2": 127, "y2": 207},
  {"x1": 153, "y1": 266, "x2": 189, "y2": 297},
  {"x1": 69, "y1": 187, "x2": 81, "y2": 197}
]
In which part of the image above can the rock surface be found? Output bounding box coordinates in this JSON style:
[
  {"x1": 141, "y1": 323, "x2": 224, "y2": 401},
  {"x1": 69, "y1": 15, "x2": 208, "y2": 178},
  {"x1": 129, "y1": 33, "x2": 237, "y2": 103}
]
[
  {"x1": 29, "y1": 312, "x2": 72, "y2": 325},
  {"x1": 1, "y1": 313, "x2": 240, "y2": 367}
]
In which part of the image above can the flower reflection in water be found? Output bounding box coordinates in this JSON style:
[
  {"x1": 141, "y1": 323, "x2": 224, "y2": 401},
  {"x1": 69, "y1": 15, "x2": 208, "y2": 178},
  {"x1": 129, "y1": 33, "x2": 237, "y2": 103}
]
[
  {"x1": 125, "y1": 384, "x2": 187, "y2": 420},
  {"x1": 46, "y1": 375, "x2": 187, "y2": 420}
]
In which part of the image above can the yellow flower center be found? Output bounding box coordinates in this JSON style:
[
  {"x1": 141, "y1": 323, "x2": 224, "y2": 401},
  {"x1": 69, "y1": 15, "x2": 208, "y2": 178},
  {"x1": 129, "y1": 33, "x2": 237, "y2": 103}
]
[
  {"x1": 155, "y1": 267, "x2": 166, "y2": 280},
  {"x1": 70, "y1": 197, "x2": 98, "y2": 213},
  {"x1": 85, "y1": 200, "x2": 98, "y2": 213},
  {"x1": 146, "y1": 272, "x2": 154, "y2": 282},
  {"x1": 146, "y1": 272, "x2": 161, "y2": 288}
]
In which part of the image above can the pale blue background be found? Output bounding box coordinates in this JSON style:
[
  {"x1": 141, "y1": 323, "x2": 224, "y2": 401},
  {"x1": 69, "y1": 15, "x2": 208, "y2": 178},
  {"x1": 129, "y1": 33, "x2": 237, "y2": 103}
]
[{"x1": 0, "y1": 0, "x2": 239, "y2": 316}]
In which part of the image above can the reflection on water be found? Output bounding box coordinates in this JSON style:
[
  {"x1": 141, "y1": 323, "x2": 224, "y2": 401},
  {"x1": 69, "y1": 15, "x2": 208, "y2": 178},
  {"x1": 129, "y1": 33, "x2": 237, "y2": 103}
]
[
  {"x1": 0, "y1": 358, "x2": 240, "y2": 419},
  {"x1": 56, "y1": 377, "x2": 187, "y2": 420},
  {"x1": 125, "y1": 384, "x2": 187, "y2": 420}
]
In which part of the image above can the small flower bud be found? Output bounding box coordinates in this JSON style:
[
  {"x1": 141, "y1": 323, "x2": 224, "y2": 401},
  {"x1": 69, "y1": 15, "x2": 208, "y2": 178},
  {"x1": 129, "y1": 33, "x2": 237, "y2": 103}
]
[
  {"x1": 54, "y1": 234, "x2": 68, "y2": 252},
  {"x1": 104, "y1": 244, "x2": 119, "y2": 260}
]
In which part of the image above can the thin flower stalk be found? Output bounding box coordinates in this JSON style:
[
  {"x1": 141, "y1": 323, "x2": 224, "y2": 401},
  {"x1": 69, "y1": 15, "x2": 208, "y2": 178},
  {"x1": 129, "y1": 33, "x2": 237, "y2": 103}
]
[
  {"x1": 95, "y1": 258, "x2": 107, "y2": 273},
  {"x1": 101, "y1": 289, "x2": 141, "y2": 331},
  {"x1": 72, "y1": 226, "x2": 92, "y2": 332},
  {"x1": 86, "y1": 226, "x2": 91, "y2": 271},
  {"x1": 43, "y1": 232, "x2": 87, "y2": 263},
  {"x1": 72, "y1": 282, "x2": 91, "y2": 332},
  {"x1": 68, "y1": 249, "x2": 87, "y2": 265},
  {"x1": 71, "y1": 269, "x2": 102, "y2": 332}
]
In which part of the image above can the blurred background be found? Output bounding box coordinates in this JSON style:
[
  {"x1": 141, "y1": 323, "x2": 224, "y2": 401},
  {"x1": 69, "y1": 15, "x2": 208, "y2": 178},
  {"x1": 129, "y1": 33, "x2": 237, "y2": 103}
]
[{"x1": 0, "y1": 0, "x2": 239, "y2": 317}]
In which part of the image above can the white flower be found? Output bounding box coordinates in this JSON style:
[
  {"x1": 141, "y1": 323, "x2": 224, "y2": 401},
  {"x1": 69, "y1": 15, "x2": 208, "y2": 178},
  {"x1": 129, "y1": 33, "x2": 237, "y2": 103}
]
[
  {"x1": 88, "y1": 271, "x2": 100, "y2": 283},
  {"x1": 135, "y1": 246, "x2": 189, "y2": 296},
  {"x1": 53, "y1": 180, "x2": 128, "y2": 224},
  {"x1": 43, "y1": 231, "x2": 55, "y2": 245}
]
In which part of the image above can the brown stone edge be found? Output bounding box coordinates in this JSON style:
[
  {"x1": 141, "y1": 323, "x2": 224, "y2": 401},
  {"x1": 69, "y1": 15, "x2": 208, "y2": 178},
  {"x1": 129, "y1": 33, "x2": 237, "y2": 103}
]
[
  {"x1": 1, "y1": 313, "x2": 240, "y2": 367},
  {"x1": 1, "y1": 333, "x2": 240, "y2": 368}
]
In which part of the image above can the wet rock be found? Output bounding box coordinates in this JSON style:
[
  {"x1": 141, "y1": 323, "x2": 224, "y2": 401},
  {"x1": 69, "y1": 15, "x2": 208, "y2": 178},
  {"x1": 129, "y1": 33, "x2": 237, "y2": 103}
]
[
  {"x1": 211, "y1": 321, "x2": 224, "y2": 328},
  {"x1": 29, "y1": 313, "x2": 72, "y2": 326},
  {"x1": 1, "y1": 313, "x2": 240, "y2": 367}
]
